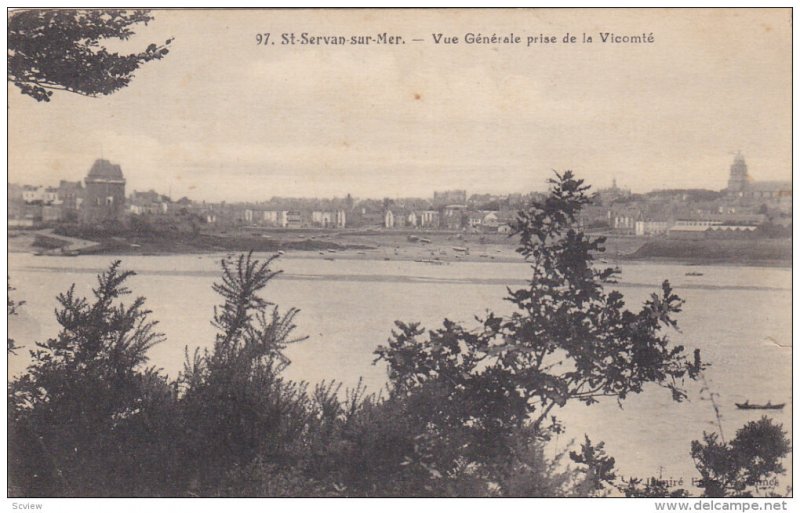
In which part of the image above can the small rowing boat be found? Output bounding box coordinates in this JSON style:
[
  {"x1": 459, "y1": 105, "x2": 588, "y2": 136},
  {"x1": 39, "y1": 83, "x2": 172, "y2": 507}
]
[{"x1": 735, "y1": 401, "x2": 785, "y2": 410}]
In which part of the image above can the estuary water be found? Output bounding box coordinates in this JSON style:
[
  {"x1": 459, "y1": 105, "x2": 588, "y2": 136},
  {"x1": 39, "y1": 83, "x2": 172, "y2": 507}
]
[{"x1": 8, "y1": 252, "x2": 792, "y2": 493}]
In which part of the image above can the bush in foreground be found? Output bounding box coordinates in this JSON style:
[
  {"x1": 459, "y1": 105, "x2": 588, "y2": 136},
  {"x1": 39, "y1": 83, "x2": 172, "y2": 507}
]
[{"x1": 8, "y1": 173, "x2": 788, "y2": 497}]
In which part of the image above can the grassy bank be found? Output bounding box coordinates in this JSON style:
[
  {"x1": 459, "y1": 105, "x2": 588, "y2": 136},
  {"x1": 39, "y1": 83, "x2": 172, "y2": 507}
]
[
  {"x1": 629, "y1": 238, "x2": 792, "y2": 266},
  {"x1": 96, "y1": 232, "x2": 377, "y2": 254}
]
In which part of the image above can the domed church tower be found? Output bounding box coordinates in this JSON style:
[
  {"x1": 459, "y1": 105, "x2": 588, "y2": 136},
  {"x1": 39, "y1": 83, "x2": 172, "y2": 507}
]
[
  {"x1": 80, "y1": 159, "x2": 126, "y2": 224},
  {"x1": 726, "y1": 152, "x2": 751, "y2": 194}
]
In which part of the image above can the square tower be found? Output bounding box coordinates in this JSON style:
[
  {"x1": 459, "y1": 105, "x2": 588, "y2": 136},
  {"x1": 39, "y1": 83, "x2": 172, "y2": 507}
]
[{"x1": 80, "y1": 159, "x2": 126, "y2": 224}]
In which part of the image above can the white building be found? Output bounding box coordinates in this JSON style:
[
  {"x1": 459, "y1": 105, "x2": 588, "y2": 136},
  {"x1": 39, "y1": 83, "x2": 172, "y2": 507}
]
[
  {"x1": 22, "y1": 185, "x2": 46, "y2": 203},
  {"x1": 420, "y1": 210, "x2": 440, "y2": 228},
  {"x1": 634, "y1": 220, "x2": 672, "y2": 237},
  {"x1": 313, "y1": 210, "x2": 346, "y2": 228}
]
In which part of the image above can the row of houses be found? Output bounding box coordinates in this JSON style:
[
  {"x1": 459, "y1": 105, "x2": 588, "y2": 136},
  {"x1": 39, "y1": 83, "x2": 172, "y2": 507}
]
[
  {"x1": 240, "y1": 208, "x2": 346, "y2": 228},
  {"x1": 9, "y1": 181, "x2": 85, "y2": 226},
  {"x1": 10, "y1": 182, "x2": 84, "y2": 208},
  {"x1": 608, "y1": 207, "x2": 771, "y2": 238},
  {"x1": 10, "y1": 159, "x2": 534, "y2": 231},
  {"x1": 11, "y1": 185, "x2": 511, "y2": 232},
  {"x1": 228, "y1": 205, "x2": 517, "y2": 232},
  {"x1": 11, "y1": 154, "x2": 787, "y2": 236},
  {"x1": 383, "y1": 206, "x2": 516, "y2": 232}
]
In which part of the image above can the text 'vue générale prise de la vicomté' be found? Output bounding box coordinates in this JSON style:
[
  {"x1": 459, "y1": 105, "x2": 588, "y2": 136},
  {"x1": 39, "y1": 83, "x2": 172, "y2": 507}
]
[{"x1": 255, "y1": 32, "x2": 656, "y2": 47}]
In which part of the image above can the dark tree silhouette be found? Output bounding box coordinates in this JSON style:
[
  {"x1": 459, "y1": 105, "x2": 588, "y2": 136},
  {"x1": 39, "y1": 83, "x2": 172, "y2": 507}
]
[
  {"x1": 377, "y1": 172, "x2": 704, "y2": 441},
  {"x1": 7, "y1": 279, "x2": 24, "y2": 355},
  {"x1": 8, "y1": 9, "x2": 172, "y2": 102},
  {"x1": 372, "y1": 172, "x2": 706, "y2": 495},
  {"x1": 8, "y1": 262, "x2": 181, "y2": 496},
  {"x1": 691, "y1": 416, "x2": 791, "y2": 497}
]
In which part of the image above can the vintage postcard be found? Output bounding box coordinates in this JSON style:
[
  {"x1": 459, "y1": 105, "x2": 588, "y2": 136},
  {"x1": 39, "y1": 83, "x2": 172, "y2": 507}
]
[{"x1": 6, "y1": 7, "x2": 792, "y2": 505}]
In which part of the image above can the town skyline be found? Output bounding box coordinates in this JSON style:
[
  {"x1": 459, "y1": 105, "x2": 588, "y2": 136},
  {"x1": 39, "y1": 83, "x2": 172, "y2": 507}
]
[
  {"x1": 8, "y1": 9, "x2": 791, "y2": 202},
  {"x1": 8, "y1": 152, "x2": 758, "y2": 204},
  {"x1": 10, "y1": 151, "x2": 790, "y2": 234},
  {"x1": 6, "y1": 150, "x2": 775, "y2": 204}
]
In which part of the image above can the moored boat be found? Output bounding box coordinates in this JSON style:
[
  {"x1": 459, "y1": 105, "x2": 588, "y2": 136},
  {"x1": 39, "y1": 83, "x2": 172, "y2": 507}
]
[{"x1": 735, "y1": 401, "x2": 785, "y2": 410}]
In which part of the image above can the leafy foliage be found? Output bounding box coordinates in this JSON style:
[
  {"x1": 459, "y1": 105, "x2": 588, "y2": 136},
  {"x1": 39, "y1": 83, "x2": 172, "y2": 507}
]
[
  {"x1": 569, "y1": 435, "x2": 617, "y2": 495},
  {"x1": 11, "y1": 174, "x2": 782, "y2": 498},
  {"x1": 691, "y1": 416, "x2": 790, "y2": 497},
  {"x1": 8, "y1": 279, "x2": 24, "y2": 354},
  {"x1": 8, "y1": 261, "x2": 181, "y2": 496},
  {"x1": 177, "y1": 252, "x2": 311, "y2": 493},
  {"x1": 621, "y1": 477, "x2": 690, "y2": 498},
  {"x1": 8, "y1": 9, "x2": 172, "y2": 102},
  {"x1": 376, "y1": 171, "x2": 703, "y2": 451},
  {"x1": 617, "y1": 414, "x2": 790, "y2": 498}
]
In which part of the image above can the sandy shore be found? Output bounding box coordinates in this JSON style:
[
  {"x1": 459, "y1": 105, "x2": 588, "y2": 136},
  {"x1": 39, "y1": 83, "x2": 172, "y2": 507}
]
[
  {"x1": 11, "y1": 228, "x2": 788, "y2": 267},
  {"x1": 9, "y1": 228, "x2": 528, "y2": 263}
]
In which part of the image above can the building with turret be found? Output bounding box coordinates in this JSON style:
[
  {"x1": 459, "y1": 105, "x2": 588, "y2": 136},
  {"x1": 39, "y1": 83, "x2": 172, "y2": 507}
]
[
  {"x1": 595, "y1": 178, "x2": 631, "y2": 205},
  {"x1": 724, "y1": 153, "x2": 791, "y2": 213},
  {"x1": 726, "y1": 152, "x2": 752, "y2": 193},
  {"x1": 80, "y1": 159, "x2": 126, "y2": 224}
]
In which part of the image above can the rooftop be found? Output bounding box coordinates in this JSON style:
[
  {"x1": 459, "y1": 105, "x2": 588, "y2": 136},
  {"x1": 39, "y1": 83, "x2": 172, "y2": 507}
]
[
  {"x1": 86, "y1": 159, "x2": 125, "y2": 181},
  {"x1": 747, "y1": 181, "x2": 791, "y2": 192}
]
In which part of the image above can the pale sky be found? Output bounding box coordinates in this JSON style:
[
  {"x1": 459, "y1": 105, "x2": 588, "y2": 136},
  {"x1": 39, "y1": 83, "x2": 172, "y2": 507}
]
[{"x1": 8, "y1": 8, "x2": 792, "y2": 202}]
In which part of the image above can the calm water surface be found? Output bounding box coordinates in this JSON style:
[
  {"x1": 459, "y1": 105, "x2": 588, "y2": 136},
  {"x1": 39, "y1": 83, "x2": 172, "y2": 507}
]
[{"x1": 8, "y1": 253, "x2": 792, "y2": 492}]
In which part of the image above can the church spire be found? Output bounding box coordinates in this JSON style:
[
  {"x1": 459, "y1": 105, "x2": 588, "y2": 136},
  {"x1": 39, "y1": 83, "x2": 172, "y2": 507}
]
[{"x1": 727, "y1": 152, "x2": 750, "y2": 193}]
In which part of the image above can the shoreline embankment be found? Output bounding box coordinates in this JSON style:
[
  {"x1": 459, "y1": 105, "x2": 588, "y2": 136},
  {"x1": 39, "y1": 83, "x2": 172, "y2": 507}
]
[{"x1": 8, "y1": 228, "x2": 791, "y2": 267}]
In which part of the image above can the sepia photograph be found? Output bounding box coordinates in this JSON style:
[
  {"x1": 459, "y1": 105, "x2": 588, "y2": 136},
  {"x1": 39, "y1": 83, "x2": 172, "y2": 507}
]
[{"x1": 5, "y1": 6, "x2": 793, "y2": 505}]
